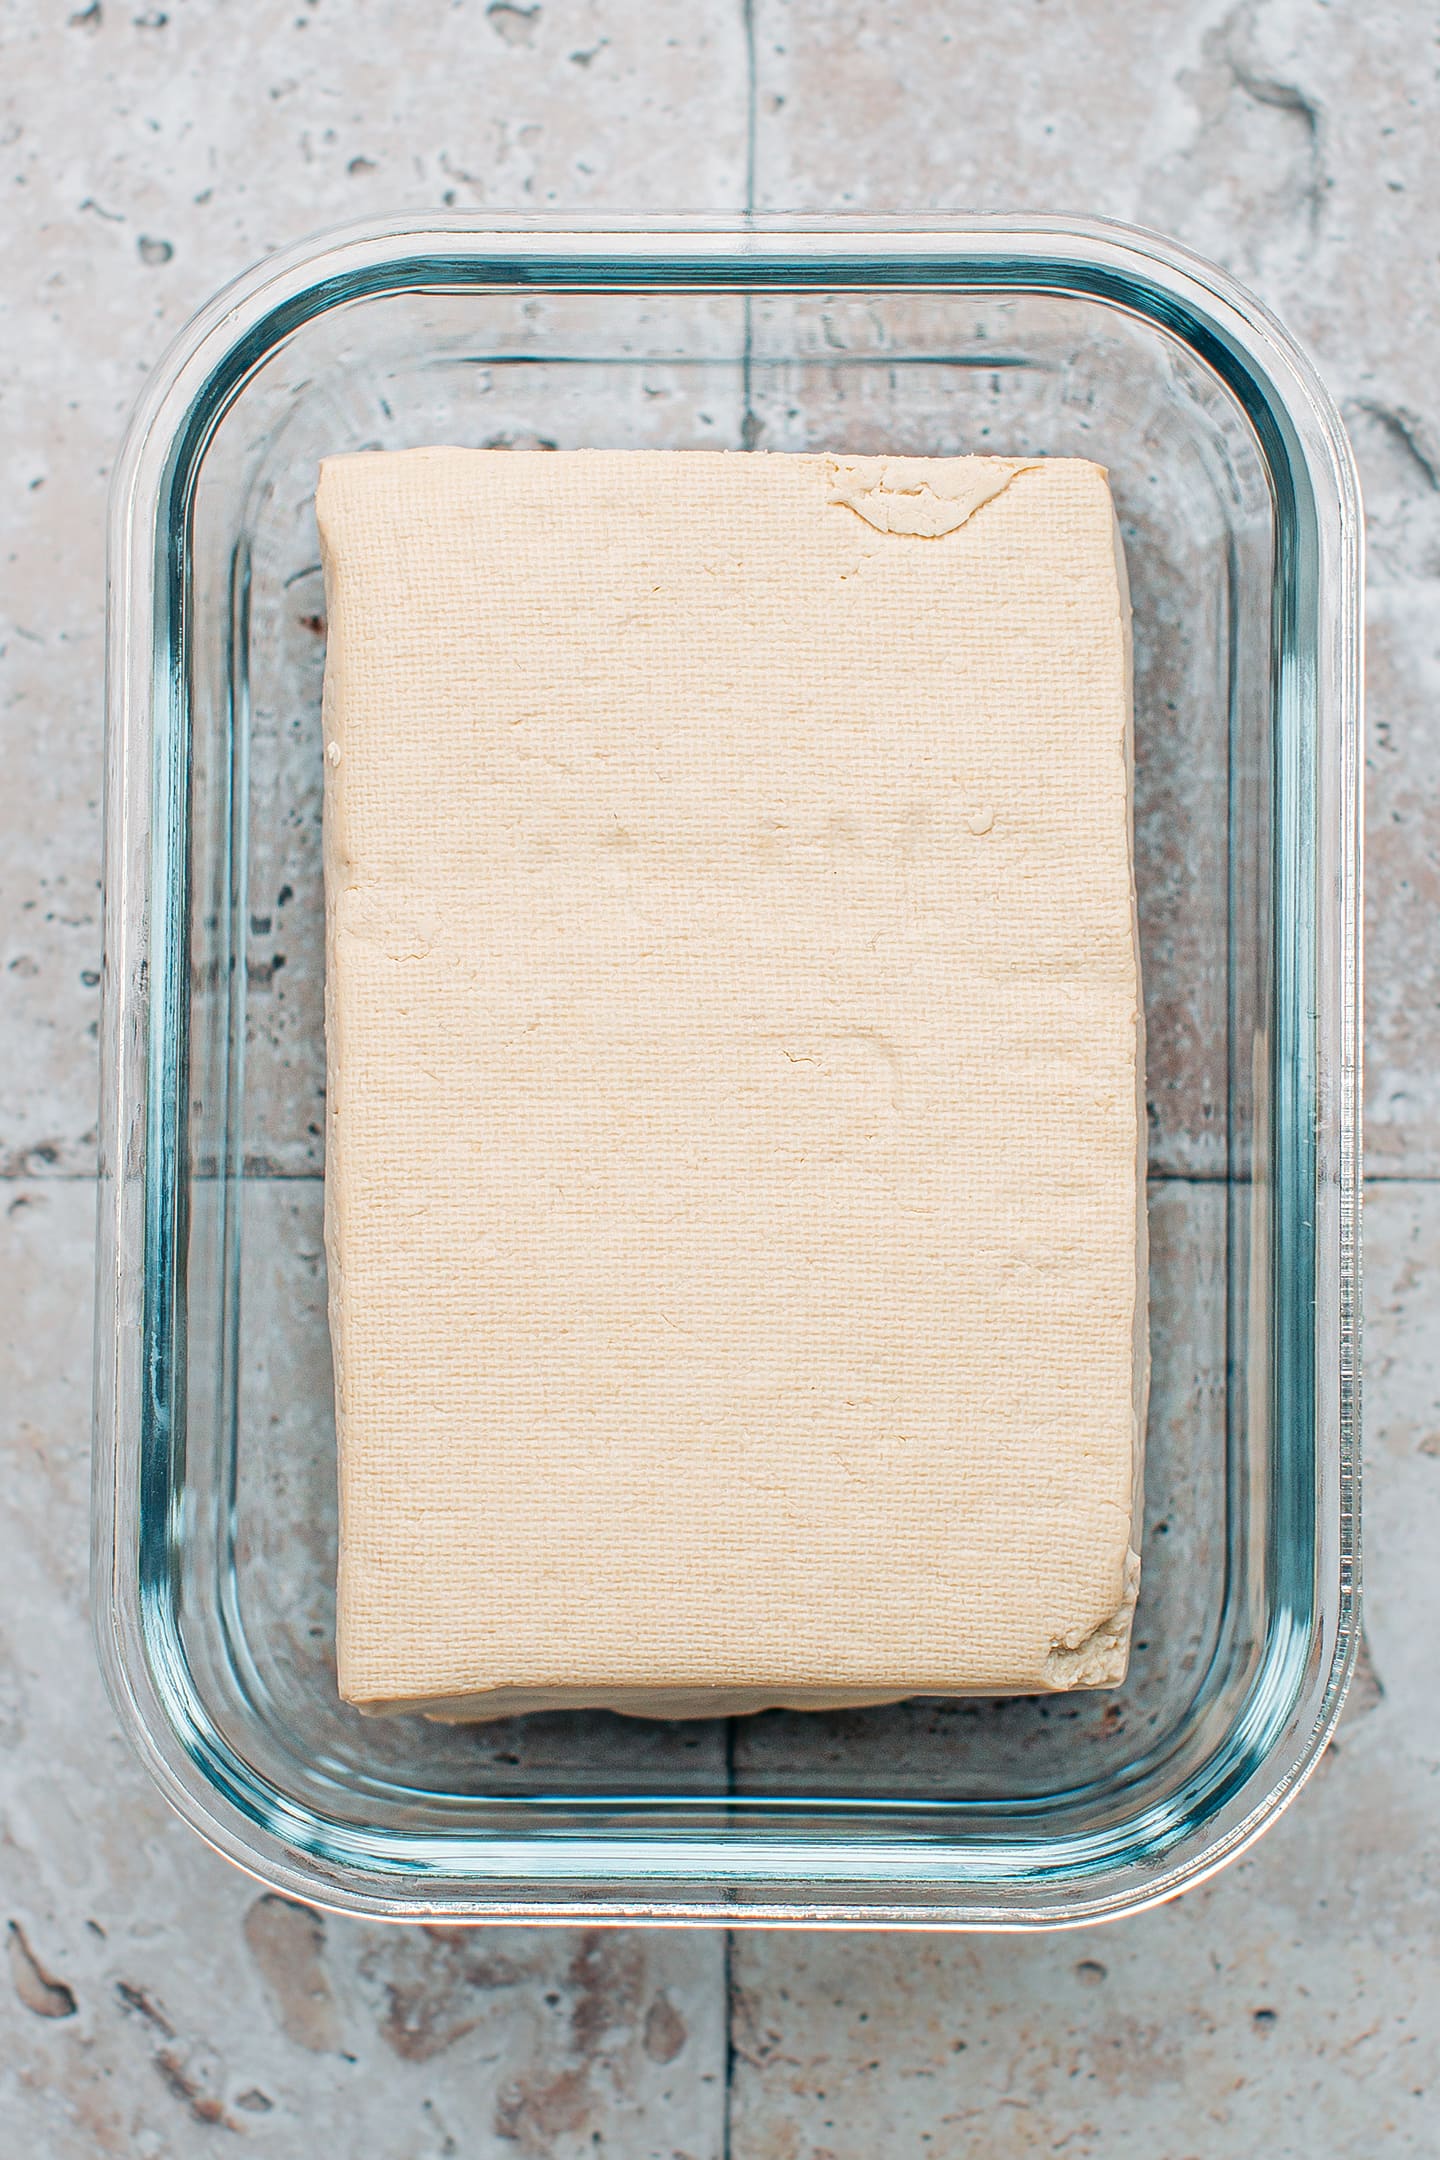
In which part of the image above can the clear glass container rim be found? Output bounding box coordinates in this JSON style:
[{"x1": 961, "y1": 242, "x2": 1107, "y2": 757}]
[{"x1": 94, "y1": 211, "x2": 1362, "y2": 1928}]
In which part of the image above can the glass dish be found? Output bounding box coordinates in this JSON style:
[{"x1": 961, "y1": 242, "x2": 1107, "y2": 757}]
[{"x1": 95, "y1": 215, "x2": 1362, "y2": 1927}]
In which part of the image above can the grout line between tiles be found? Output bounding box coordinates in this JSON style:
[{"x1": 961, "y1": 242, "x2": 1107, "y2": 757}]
[
  {"x1": 738, "y1": 0, "x2": 758, "y2": 456},
  {"x1": 721, "y1": 1913, "x2": 736, "y2": 2160},
  {"x1": 741, "y1": 0, "x2": 757, "y2": 217},
  {"x1": 13, "y1": 1167, "x2": 1439, "y2": 1185}
]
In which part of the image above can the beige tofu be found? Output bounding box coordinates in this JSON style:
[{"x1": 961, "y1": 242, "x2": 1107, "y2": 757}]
[{"x1": 317, "y1": 447, "x2": 1146, "y2": 1719}]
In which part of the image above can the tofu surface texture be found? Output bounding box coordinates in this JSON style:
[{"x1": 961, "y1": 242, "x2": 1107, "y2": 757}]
[{"x1": 317, "y1": 446, "x2": 1147, "y2": 1720}]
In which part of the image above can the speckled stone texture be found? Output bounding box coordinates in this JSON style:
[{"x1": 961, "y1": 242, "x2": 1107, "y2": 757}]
[
  {"x1": 2, "y1": 0, "x2": 1439, "y2": 2153},
  {"x1": 1, "y1": 1181, "x2": 729, "y2": 2156},
  {"x1": 752, "y1": 0, "x2": 1440, "y2": 1178}
]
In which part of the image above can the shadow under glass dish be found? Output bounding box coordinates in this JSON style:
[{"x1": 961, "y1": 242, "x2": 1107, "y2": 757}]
[{"x1": 97, "y1": 222, "x2": 1359, "y2": 1924}]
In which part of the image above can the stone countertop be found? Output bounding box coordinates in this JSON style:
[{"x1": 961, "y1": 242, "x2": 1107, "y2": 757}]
[{"x1": 2, "y1": 2, "x2": 1437, "y2": 2152}]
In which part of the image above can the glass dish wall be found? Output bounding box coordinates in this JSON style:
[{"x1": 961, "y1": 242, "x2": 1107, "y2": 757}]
[{"x1": 96, "y1": 219, "x2": 1361, "y2": 1925}]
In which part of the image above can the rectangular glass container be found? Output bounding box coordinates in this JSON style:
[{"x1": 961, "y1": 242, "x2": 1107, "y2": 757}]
[{"x1": 95, "y1": 216, "x2": 1362, "y2": 1926}]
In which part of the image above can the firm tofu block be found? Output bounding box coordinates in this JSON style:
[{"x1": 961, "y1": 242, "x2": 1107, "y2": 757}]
[{"x1": 318, "y1": 447, "x2": 1147, "y2": 1719}]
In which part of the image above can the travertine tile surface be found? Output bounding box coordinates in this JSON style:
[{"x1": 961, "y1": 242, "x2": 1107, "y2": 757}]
[
  {"x1": 3, "y1": 0, "x2": 1439, "y2": 2153},
  {"x1": 1, "y1": 7, "x2": 744, "y2": 2150},
  {"x1": 6, "y1": 1182, "x2": 1435, "y2": 2153},
  {"x1": 753, "y1": 0, "x2": 1440, "y2": 1173},
  {"x1": 729, "y1": 1180, "x2": 1440, "y2": 2158},
  {"x1": 0, "y1": 1180, "x2": 728, "y2": 2157},
  {"x1": 0, "y1": 0, "x2": 749, "y2": 1178}
]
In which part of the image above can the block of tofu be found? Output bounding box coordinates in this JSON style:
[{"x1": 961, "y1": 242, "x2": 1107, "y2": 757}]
[{"x1": 317, "y1": 447, "x2": 1147, "y2": 1719}]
